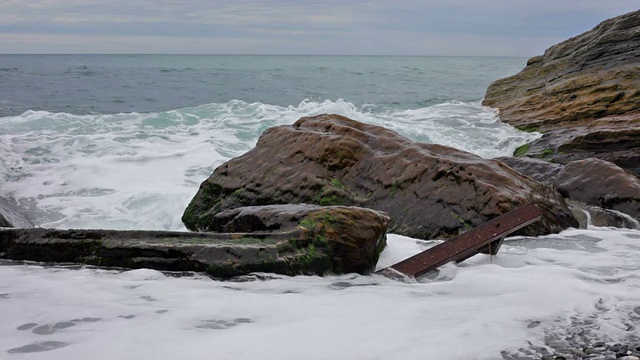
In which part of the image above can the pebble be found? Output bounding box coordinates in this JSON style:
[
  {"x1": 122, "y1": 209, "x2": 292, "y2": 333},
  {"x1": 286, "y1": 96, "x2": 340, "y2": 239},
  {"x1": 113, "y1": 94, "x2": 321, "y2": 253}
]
[
  {"x1": 610, "y1": 344, "x2": 623, "y2": 352},
  {"x1": 503, "y1": 340, "x2": 640, "y2": 360},
  {"x1": 586, "y1": 348, "x2": 604, "y2": 355},
  {"x1": 570, "y1": 348, "x2": 585, "y2": 356}
]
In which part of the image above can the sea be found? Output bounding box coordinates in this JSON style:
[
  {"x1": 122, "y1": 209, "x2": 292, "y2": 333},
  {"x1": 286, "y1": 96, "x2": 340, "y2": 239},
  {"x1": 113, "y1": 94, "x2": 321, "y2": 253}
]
[{"x1": 0, "y1": 55, "x2": 638, "y2": 359}]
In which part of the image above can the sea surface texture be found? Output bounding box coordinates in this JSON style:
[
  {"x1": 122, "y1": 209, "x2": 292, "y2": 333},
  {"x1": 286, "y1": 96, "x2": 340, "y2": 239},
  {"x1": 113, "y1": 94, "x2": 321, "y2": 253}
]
[{"x1": 0, "y1": 55, "x2": 638, "y2": 359}]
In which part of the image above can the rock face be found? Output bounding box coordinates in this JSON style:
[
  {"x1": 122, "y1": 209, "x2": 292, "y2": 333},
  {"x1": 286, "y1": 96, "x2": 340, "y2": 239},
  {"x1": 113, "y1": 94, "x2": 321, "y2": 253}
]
[
  {"x1": 483, "y1": 10, "x2": 640, "y2": 130},
  {"x1": 483, "y1": 10, "x2": 640, "y2": 178},
  {"x1": 183, "y1": 114, "x2": 577, "y2": 239},
  {"x1": 0, "y1": 204, "x2": 390, "y2": 278},
  {"x1": 0, "y1": 197, "x2": 33, "y2": 228},
  {"x1": 555, "y1": 158, "x2": 640, "y2": 219}
]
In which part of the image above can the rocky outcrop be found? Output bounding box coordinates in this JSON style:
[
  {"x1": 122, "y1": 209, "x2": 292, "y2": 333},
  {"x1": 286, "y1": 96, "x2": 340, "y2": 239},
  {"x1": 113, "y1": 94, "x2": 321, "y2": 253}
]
[
  {"x1": 483, "y1": 10, "x2": 640, "y2": 178},
  {"x1": 0, "y1": 197, "x2": 33, "y2": 228},
  {"x1": 555, "y1": 158, "x2": 640, "y2": 219},
  {"x1": 483, "y1": 9, "x2": 640, "y2": 130},
  {"x1": 183, "y1": 114, "x2": 577, "y2": 239},
  {"x1": 0, "y1": 205, "x2": 390, "y2": 278}
]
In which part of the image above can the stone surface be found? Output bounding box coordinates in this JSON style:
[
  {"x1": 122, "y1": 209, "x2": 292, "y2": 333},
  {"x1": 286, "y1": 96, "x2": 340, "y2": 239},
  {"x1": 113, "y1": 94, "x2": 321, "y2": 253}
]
[
  {"x1": 0, "y1": 204, "x2": 390, "y2": 278},
  {"x1": 556, "y1": 158, "x2": 640, "y2": 219},
  {"x1": 0, "y1": 197, "x2": 33, "y2": 228},
  {"x1": 183, "y1": 114, "x2": 577, "y2": 239},
  {"x1": 496, "y1": 156, "x2": 564, "y2": 186},
  {"x1": 483, "y1": 10, "x2": 640, "y2": 178}
]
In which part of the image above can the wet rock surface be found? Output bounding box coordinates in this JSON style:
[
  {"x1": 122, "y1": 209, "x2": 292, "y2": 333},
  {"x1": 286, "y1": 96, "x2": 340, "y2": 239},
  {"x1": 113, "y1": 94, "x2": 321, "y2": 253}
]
[
  {"x1": 566, "y1": 199, "x2": 640, "y2": 230},
  {"x1": 497, "y1": 157, "x2": 640, "y2": 229},
  {"x1": 496, "y1": 157, "x2": 564, "y2": 186},
  {"x1": 556, "y1": 158, "x2": 640, "y2": 219},
  {"x1": 0, "y1": 204, "x2": 390, "y2": 278},
  {"x1": 183, "y1": 114, "x2": 577, "y2": 240}
]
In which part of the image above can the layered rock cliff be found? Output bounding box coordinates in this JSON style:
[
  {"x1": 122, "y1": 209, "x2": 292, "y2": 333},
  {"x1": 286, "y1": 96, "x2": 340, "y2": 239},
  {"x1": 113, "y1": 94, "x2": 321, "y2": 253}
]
[
  {"x1": 483, "y1": 9, "x2": 640, "y2": 130},
  {"x1": 483, "y1": 10, "x2": 640, "y2": 178}
]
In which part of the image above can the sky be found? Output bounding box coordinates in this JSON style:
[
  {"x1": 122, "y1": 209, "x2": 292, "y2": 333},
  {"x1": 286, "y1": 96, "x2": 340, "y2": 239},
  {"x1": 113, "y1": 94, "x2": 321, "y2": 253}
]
[{"x1": 1, "y1": 0, "x2": 638, "y2": 56}]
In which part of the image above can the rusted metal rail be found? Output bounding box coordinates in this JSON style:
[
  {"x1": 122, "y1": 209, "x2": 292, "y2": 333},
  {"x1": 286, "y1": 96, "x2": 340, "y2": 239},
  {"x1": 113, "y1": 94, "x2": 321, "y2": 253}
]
[{"x1": 377, "y1": 203, "x2": 543, "y2": 280}]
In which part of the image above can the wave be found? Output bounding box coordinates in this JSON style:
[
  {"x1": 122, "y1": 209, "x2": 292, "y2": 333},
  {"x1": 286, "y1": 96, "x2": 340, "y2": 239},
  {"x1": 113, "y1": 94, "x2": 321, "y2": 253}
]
[
  {"x1": 0, "y1": 99, "x2": 540, "y2": 230},
  {"x1": 0, "y1": 98, "x2": 539, "y2": 156}
]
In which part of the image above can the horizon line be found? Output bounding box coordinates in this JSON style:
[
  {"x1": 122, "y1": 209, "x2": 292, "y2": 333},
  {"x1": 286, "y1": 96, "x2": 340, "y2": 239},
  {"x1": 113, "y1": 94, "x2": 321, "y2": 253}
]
[{"x1": 0, "y1": 53, "x2": 531, "y2": 58}]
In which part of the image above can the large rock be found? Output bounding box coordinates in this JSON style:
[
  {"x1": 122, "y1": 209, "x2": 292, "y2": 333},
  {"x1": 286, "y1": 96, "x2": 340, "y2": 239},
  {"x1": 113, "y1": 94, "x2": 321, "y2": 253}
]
[
  {"x1": 0, "y1": 204, "x2": 390, "y2": 278},
  {"x1": 483, "y1": 10, "x2": 640, "y2": 177},
  {"x1": 0, "y1": 197, "x2": 33, "y2": 228},
  {"x1": 555, "y1": 158, "x2": 640, "y2": 219},
  {"x1": 183, "y1": 114, "x2": 577, "y2": 239}
]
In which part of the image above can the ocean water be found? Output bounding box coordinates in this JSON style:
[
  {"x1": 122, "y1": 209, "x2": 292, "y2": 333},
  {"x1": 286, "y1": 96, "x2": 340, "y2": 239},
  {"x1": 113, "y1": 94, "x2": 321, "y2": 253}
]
[{"x1": 1, "y1": 55, "x2": 639, "y2": 359}]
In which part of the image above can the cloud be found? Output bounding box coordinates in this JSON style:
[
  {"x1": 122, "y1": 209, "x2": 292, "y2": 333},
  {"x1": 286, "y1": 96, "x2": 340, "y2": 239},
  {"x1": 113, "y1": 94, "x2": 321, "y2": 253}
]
[{"x1": 0, "y1": 0, "x2": 638, "y2": 55}]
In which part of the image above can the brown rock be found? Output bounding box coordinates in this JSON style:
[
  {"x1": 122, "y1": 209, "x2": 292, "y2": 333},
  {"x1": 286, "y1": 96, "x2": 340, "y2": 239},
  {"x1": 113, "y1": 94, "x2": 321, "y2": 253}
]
[
  {"x1": 211, "y1": 204, "x2": 390, "y2": 274},
  {"x1": 183, "y1": 114, "x2": 577, "y2": 239},
  {"x1": 555, "y1": 158, "x2": 640, "y2": 219}
]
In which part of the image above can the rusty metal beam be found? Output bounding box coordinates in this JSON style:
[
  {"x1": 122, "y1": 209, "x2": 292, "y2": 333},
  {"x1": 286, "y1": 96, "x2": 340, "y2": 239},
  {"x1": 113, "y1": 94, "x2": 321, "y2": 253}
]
[{"x1": 377, "y1": 203, "x2": 543, "y2": 280}]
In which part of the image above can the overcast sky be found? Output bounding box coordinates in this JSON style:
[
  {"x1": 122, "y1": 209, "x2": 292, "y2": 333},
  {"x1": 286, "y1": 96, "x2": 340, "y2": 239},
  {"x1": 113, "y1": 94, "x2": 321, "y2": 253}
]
[{"x1": 1, "y1": 1, "x2": 638, "y2": 56}]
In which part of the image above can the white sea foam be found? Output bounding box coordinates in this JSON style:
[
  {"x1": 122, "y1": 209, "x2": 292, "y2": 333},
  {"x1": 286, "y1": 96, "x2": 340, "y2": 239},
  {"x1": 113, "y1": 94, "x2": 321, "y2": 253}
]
[
  {"x1": 0, "y1": 99, "x2": 539, "y2": 230},
  {"x1": 0, "y1": 99, "x2": 638, "y2": 359},
  {"x1": 1, "y1": 228, "x2": 639, "y2": 359}
]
